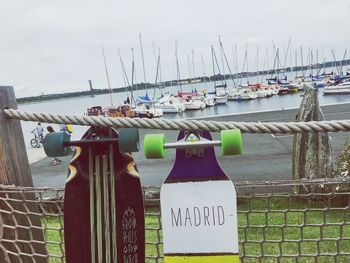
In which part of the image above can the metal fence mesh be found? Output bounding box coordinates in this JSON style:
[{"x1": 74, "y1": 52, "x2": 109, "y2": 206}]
[{"x1": 1, "y1": 178, "x2": 350, "y2": 262}]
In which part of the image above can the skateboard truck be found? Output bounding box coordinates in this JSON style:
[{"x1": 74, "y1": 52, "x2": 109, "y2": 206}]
[
  {"x1": 43, "y1": 127, "x2": 139, "y2": 157},
  {"x1": 144, "y1": 129, "x2": 242, "y2": 159}
]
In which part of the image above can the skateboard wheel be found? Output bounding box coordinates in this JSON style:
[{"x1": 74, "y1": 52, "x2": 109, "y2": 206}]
[
  {"x1": 119, "y1": 128, "x2": 140, "y2": 152},
  {"x1": 221, "y1": 129, "x2": 242, "y2": 156},
  {"x1": 144, "y1": 134, "x2": 165, "y2": 159},
  {"x1": 43, "y1": 132, "x2": 71, "y2": 157}
]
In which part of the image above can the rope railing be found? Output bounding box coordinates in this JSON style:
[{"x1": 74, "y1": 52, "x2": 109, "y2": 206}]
[{"x1": 4, "y1": 108, "x2": 350, "y2": 133}]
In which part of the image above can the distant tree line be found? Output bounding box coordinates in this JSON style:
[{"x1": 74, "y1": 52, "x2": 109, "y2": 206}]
[{"x1": 17, "y1": 59, "x2": 350, "y2": 104}]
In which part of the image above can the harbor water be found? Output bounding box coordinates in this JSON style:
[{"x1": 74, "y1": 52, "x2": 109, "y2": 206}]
[{"x1": 19, "y1": 80, "x2": 350, "y2": 147}]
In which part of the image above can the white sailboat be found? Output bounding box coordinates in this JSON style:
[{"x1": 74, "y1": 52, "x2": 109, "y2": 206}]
[
  {"x1": 182, "y1": 96, "x2": 206, "y2": 110},
  {"x1": 238, "y1": 86, "x2": 258, "y2": 100},
  {"x1": 210, "y1": 45, "x2": 228, "y2": 104},
  {"x1": 155, "y1": 94, "x2": 185, "y2": 113},
  {"x1": 133, "y1": 103, "x2": 163, "y2": 117},
  {"x1": 229, "y1": 85, "x2": 258, "y2": 101},
  {"x1": 215, "y1": 89, "x2": 228, "y2": 104},
  {"x1": 323, "y1": 81, "x2": 350, "y2": 94},
  {"x1": 204, "y1": 96, "x2": 217, "y2": 107}
]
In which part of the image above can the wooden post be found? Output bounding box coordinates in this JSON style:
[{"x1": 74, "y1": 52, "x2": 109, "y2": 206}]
[
  {"x1": 0, "y1": 86, "x2": 48, "y2": 262},
  {"x1": 292, "y1": 84, "x2": 333, "y2": 183}
]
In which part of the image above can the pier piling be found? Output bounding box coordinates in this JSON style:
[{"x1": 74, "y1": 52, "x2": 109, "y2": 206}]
[{"x1": 0, "y1": 86, "x2": 47, "y2": 262}]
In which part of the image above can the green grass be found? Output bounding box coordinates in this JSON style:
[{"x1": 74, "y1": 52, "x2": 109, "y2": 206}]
[{"x1": 43, "y1": 198, "x2": 350, "y2": 263}]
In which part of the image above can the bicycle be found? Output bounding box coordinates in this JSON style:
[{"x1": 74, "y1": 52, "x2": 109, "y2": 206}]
[{"x1": 30, "y1": 131, "x2": 43, "y2": 148}]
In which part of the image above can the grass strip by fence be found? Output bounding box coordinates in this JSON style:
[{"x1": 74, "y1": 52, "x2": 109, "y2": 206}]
[{"x1": 43, "y1": 196, "x2": 350, "y2": 263}]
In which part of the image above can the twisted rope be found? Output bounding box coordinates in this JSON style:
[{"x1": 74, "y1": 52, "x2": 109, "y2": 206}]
[{"x1": 4, "y1": 108, "x2": 350, "y2": 133}]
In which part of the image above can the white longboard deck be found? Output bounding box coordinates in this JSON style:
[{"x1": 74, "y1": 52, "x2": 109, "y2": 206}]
[{"x1": 160, "y1": 180, "x2": 239, "y2": 263}]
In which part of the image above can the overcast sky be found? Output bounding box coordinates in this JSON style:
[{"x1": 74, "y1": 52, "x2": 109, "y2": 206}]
[{"x1": 1, "y1": 0, "x2": 349, "y2": 97}]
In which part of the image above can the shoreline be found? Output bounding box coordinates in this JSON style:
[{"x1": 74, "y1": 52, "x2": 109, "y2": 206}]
[{"x1": 16, "y1": 61, "x2": 350, "y2": 105}]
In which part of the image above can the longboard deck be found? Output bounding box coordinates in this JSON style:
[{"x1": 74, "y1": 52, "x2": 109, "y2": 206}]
[
  {"x1": 160, "y1": 131, "x2": 239, "y2": 263},
  {"x1": 64, "y1": 127, "x2": 145, "y2": 263}
]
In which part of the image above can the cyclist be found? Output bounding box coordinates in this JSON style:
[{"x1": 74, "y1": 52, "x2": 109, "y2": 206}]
[
  {"x1": 35, "y1": 122, "x2": 44, "y2": 140},
  {"x1": 30, "y1": 123, "x2": 44, "y2": 148}
]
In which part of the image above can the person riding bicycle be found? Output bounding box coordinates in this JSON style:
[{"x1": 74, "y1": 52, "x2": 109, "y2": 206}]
[{"x1": 34, "y1": 122, "x2": 44, "y2": 140}]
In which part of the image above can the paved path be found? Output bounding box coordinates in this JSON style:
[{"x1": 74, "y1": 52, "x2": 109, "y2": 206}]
[
  {"x1": 29, "y1": 102, "x2": 350, "y2": 188},
  {"x1": 27, "y1": 147, "x2": 46, "y2": 164}
]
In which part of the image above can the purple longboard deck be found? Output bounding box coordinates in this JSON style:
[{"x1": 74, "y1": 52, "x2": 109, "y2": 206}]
[
  {"x1": 160, "y1": 130, "x2": 239, "y2": 263},
  {"x1": 165, "y1": 131, "x2": 229, "y2": 183},
  {"x1": 64, "y1": 127, "x2": 145, "y2": 263}
]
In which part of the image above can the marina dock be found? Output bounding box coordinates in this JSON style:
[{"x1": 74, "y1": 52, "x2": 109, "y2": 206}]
[{"x1": 29, "y1": 102, "x2": 350, "y2": 188}]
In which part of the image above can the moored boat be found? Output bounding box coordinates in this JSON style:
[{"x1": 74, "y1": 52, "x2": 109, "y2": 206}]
[
  {"x1": 323, "y1": 81, "x2": 350, "y2": 95},
  {"x1": 133, "y1": 103, "x2": 163, "y2": 118},
  {"x1": 182, "y1": 96, "x2": 206, "y2": 110},
  {"x1": 155, "y1": 94, "x2": 185, "y2": 113}
]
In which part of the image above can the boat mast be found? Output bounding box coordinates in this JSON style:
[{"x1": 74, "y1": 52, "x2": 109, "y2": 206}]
[
  {"x1": 139, "y1": 33, "x2": 148, "y2": 95},
  {"x1": 187, "y1": 54, "x2": 193, "y2": 92},
  {"x1": 307, "y1": 47, "x2": 311, "y2": 76},
  {"x1": 300, "y1": 46, "x2": 304, "y2": 77},
  {"x1": 316, "y1": 49, "x2": 319, "y2": 75},
  {"x1": 261, "y1": 48, "x2": 268, "y2": 83},
  {"x1": 231, "y1": 45, "x2": 236, "y2": 80},
  {"x1": 192, "y1": 50, "x2": 196, "y2": 84},
  {"x1": 266, "y1": 47, "x2": 269, "y2": 74},
  {"x1": 212, "y1": 46, "x2": 224, "y2": 88},
  {"x1": 158, "y1": 48, "x2": 165, "y2": 93},
  {"x1": 219, "y1": 39, "x2": 237, "y2": 88},
  {"x1": 201, "y1": 54, "x2": 206, "y2": 78},
  {"x1": 235, "y1": 44, "x2": 239, "y2": 77},
  {"x1": 246, "y1": 44, "x2": 250, "y2": 84},
  {"x1": 153, "y1": 52, "x2": 160, "y2": 101},
  {"x1": 211, "y1": 45, "x2": 216, "y2": 90},
  {"x1": 175, "y1": 40, "x2": 182, "y2": 93},
  {"x1": 151, "y1": 41, "x2": 157, "y2": 66},
  {"x1": 256, "y1": 45, "x2": 259, "y2": 83},
  {"x1": 131, "y1": 48, "x2": 136, "y2": 105},
  {"x1": 118, "y1": 49, "x2": 132, "y2": 105},
  {"x1": 219, "y1": 36, "x2": 226, "y2": 84},
  {"x1": 341, "y1": 49, "x2": 347, "y2": 74},
  {"x1": 294, "y1": 49, "x2": 298, "y2": 78},
  {"x1": 270, "y1": 47, "x2": 278, "y2": 80},
  {"x1": 282, "y1": 39, "x2": 291, "y2": 71},
  {"x1": 331, "y1": 49, "x2": 340, "y2": 75},
  {"x1": 101, "y1": 46, "x2": 114, "y2": 106},
  {"x1": 289, "y1": 40, "x2": 293, "y2": 75},
  {"x1": 240, "y1": 47, "x2": 247, "y2": 86},
  {"x1": 310, "y1": 50, "x2": 314, "y2": 77}
]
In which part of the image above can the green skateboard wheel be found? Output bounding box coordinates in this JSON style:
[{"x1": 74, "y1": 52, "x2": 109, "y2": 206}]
[
  {"x1": 119, "y1": 128, "x2": 140, "y2": 152},
  {"x1": 43, "y1": 132, "x2": 71, "y2": 157},
  {"x1": 144, "y1": 134, "x2": 166, "y2": 159},
  {"x1": 221, "y1": 129, "x2": 242, "y2": 156}
]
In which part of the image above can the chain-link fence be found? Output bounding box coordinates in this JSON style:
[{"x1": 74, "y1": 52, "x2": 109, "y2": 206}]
[{"x1": 1, "y1": 178, "x2": 350, "y2": 262}]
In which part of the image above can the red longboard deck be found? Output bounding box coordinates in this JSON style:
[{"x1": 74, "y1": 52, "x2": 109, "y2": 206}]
[{"x1": 64, "y1": 127, "x2": 145, "y2": 263}]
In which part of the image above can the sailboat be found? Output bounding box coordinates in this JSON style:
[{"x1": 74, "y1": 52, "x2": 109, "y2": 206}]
[
  {"x1": 323, "y1": 81, "x2": 350, "y2": 94},
  {"x1": 119, "y1": 47, "x2": 163, "y2": 118},
  {"x1": 229, "y1": 45, "x2": 257, "y2": 100},
  {"x1": 87, "y1": 47, "x2": 138, "y2": 118},
  {"x1": 137, "y1": 34, "x2": 153, "y2": 105},
  {"x1": 209, "y1": 45, "x2": 228, "y2": 104},
  {"x1": 154, "y1": 46, "x2": 185, "y2": 113}
]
